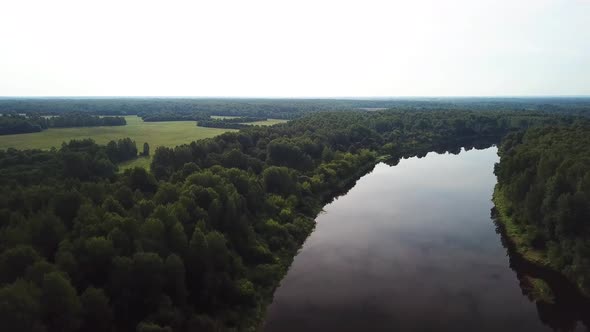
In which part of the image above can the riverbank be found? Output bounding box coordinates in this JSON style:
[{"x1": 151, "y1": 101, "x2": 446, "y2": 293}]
[
  {"x1": 492, "y1": 186, "x2": 589, "y2": 301},
  {"x1": 252, "y1": 157, "x2": 379, "y2": 331},
  {"x1": 492, "y1": 187, "x2": 549, "y2": 267}
]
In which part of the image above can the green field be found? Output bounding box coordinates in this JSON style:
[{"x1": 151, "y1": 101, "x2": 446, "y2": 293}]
[
  {"x1": 246, "y1": 119, "x2": 288, "y2": 126},
  {"x1": 210, "y1": 115, "x2": 240, "y2": 119},
  {"x1": 0, "y1": 116, "x2": 233, "y2": 151},
  {"x1": 0, "y1": 115, "x2": 287, "y2": 169},
  {"x1": 0, "y1": 116, "x2": 234, "y2": 169},
  {"x1": 210, "y1": 115, "x2": 288, "y2": 126}
]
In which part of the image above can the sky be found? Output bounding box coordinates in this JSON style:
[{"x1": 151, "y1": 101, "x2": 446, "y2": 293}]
[{"x1": 0, "y1": 0, "x2": 589, "y2": 97}]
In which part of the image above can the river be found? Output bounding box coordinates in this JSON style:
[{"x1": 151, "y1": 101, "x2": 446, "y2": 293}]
[{"x1": 263, "y1": 147, "x2": 588, "y2": 332}]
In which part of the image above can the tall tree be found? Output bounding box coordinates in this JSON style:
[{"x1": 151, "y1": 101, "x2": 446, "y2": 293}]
[{"x1": 143, "y1": 142, "x2": 150, "y2": 156}]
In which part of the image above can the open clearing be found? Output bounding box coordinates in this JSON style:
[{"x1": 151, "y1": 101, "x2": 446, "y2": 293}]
[
  {"x1": 0, "y1": 116, "x2": 232, "y2": 151},
  {"x1": 210, "y1": 115, "x2": 288, "y2": 126},
  {"x1": 0, "y1": 115, "x2": 286, "y2": 169},
  {"x1": 246, "y1": 119, "x2": 288, "y2": 126}
]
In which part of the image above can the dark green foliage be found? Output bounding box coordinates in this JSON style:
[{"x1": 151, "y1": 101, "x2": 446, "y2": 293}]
[
  {"x1": 41, "y1": 272, "x2": 82, "y2": 332},
  {"x1": 80, "y1": 287, "x2": 113, "y2": 332},
  {"x1": 143, "y1": 142, "x2": 150, "y2": 156},
  {"x1": 0, "y1": 280, "x2": 44, "y2": 332},
  {"x1": 0, "y1": 114, "x2": 45, "y2": 135},
  {"x1": 197, "y1": 116, "x2": 269, "y2": 129},
  {"x1": 105, "y1": 138, "x2": 138, "y2": 163},
  {"x1": 49, "y1": 113, "x2": 125, "y2": 128},
  {"x1": 124, "y1": 167, "x2": 158, "y2": 193},
  {"x1": 0, "y1": 108, "x2": 587, "y2": 331},
  {"x1": 197, "y1": 120, "x2": 249, "y2": 129},
  {"x1": 495, "y1": 125, "x2": 590, "y2": 294},
  {"x1": 0, "y1": 113, "x2": 125, "y2": 135},
  {"x1": 262, "y1": 166, "x2": 297, "y2": 195},
  {"x1": 0, "y1": 246, "x2": 41, "y2": 284}
]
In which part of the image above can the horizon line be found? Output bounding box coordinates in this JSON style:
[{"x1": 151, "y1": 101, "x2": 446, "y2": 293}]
[{"x1": 1, "y1": 95, "x2": 590, "y2": 99}]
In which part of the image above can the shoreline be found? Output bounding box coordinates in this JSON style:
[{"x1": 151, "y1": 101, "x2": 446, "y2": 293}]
[
  {"x1": 252, "y1": 159, "x2": 379, "y2": 331},
  {"x1": 492, "y1": 186, "x2": 590, "y2": 302}
]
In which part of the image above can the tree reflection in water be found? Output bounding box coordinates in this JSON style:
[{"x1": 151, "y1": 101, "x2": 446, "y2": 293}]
[{"x1": 492, "y1": 209, "x2": 590, "y2": 332}]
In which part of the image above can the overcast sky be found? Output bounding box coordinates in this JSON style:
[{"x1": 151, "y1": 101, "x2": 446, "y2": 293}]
[{"x1": 1, "y1": 0, "x2": 589, "y2": 97}]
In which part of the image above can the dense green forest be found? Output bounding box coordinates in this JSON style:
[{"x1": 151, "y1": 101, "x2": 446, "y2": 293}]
[
  {"x1": 0, "y1": 113, "x2": 126, "y2": 135},
  {"x1": 0, "y1": 109, "x2": 587, "y2": 331},
  {"x1": 3, "y1": 97, "x2": 590, "y2": 131},
  {"x1": 2, "y1": 97, "x2": 590, "y2": 118},
  {"x1": 494, "y1": 126, "x2": 590, "y2": 296}
]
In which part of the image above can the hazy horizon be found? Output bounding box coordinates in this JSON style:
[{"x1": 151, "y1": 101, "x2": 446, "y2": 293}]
[{"x1": 1, "y1": 95, "x2": 590, "y2": 99}]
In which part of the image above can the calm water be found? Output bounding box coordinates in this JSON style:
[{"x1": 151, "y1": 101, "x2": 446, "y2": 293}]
[{"x1": 264, "y1": 147, "x2": 587, "y2": 332}]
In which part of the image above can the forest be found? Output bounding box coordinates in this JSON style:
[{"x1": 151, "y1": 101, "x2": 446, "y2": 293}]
[
  {"x1": 0, "y1": 113, "x2": 126, "y2": 135},
  {"x1": 3, "y1": 97, "x2": 590, "y2": 132},
  {"x1": 2, "y1": 97, "x2": 590, "y2": 118},
  {"x1": 494, "y1": 125, "x2": 590, "y2": 296},
  {"x1": 0, "y1": 108, "x2": 588, "y2": 331}
]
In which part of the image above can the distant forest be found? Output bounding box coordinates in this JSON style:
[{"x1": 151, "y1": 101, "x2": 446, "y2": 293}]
[
  {"x1": 2, "y1": 97, "x2": 590, "y2": 133},
  {"x1": 1, "y1": 108, "x2": 588, "y2": 332},
  {"x1": 2, "y1": 97, "x2": 590, "y2": 118},
  {"x1": 0, "y1": 113, "x2": 126, "y2": 135}
]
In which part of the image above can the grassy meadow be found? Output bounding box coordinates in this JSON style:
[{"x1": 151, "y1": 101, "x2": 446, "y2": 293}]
[
  {"x1": 0, "y1": 115, "x2": 287, "y2": 169},
  {"x1": 247, "y1": 119, "x2": 288, "y2": 126},
  {"x1": 0, "y1": 116, "x2": 232, "y2": 169},
  {"x1": 210, "y1": 115, "x2": 288, "y2": 126}
]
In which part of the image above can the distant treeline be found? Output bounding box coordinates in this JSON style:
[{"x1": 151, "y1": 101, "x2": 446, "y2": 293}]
[
  {"x1": 2, "y1": 98, "x2": 590, "y2": 132},
  {"x1": 0, "y1": 113, "x2": 126, "y2": 135},
  {"x1": 2, "y1": 97, "x2": 590, "y2": 120},
  {"x1": 0, "y1": 115, "x2": 45, "y2": 135},
  {"x1": 49, "y1": 114, "x2": 126, "y2": 128},
  {"x1": 140, "y1": 112, "x2": 207, "y2": 122},
  {"x1": 197, "y1": 117, "x2": 267, "y2": 129}
]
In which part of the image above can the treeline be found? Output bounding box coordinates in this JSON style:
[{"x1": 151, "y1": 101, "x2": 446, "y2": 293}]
[
  {"x1": 0, "y1": 110, "x2": 585, "y2": 332},
  {"x1": 141, "y1": 112, "x2": 208, "y2": 122},
  {"x1": 3, "y1": 97, "x2": 590, "y2": 119},
  {"x1": 0, "y1": 138, "x2": 140, "y2": 185},
  {"x1": 0, "y1": 113, "x2": 126, "y2": 135},
  {"x1": 49, "y1": 114, "x2": 126, "y2": 128},
  {"x1": 197, "y1": 117, "x2": 267, "y2": 129},
  {"x1": 494, "y1": 125, "x2": 590, "y2": 295},
  {"x1": 197, "y1": 120, "x2": 248, "y2": 129},
  {"x1": 0, "y1": 114, "x2": 46, "y2": 135},
  {"x1": 214, "y1": 117, "x2": 267, "y2": 123}
]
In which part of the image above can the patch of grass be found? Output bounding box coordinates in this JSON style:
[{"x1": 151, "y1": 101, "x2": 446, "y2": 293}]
[
  {"x1": 0, "y1": 116, "x2": 289, "y2": 170},
  {"x1": 244, "y1": 119, "x2": 288, "y2": 126},
  {"x1": 211, "y1": 115, "x2": 240, "y2": 119},
  {"x1": 209, "y1": 116, "x2": 288, "y2": 125},
  {"x1": 119, "y1": 155, "x2": 152, "y2": 171},
  {"x1": 0, "y1": 116, "x2": 233, "y2": 150},
  {"x1": 525, "y1": 276, "x2": 555, "y2": 303},
  {"x1": 0, "y1": 116, "x2": 235, "y2": 170},
  {"x1": 0, "y1": 116, "x2": 290, "y2": 170},
  {"x1": 493, "y1": 186, "x2": 550, "y2": 266}
]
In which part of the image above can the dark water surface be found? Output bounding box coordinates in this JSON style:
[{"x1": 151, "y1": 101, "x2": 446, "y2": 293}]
[{"x1": 263, "y1": 147, "x2": 587, "y2": 332}]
